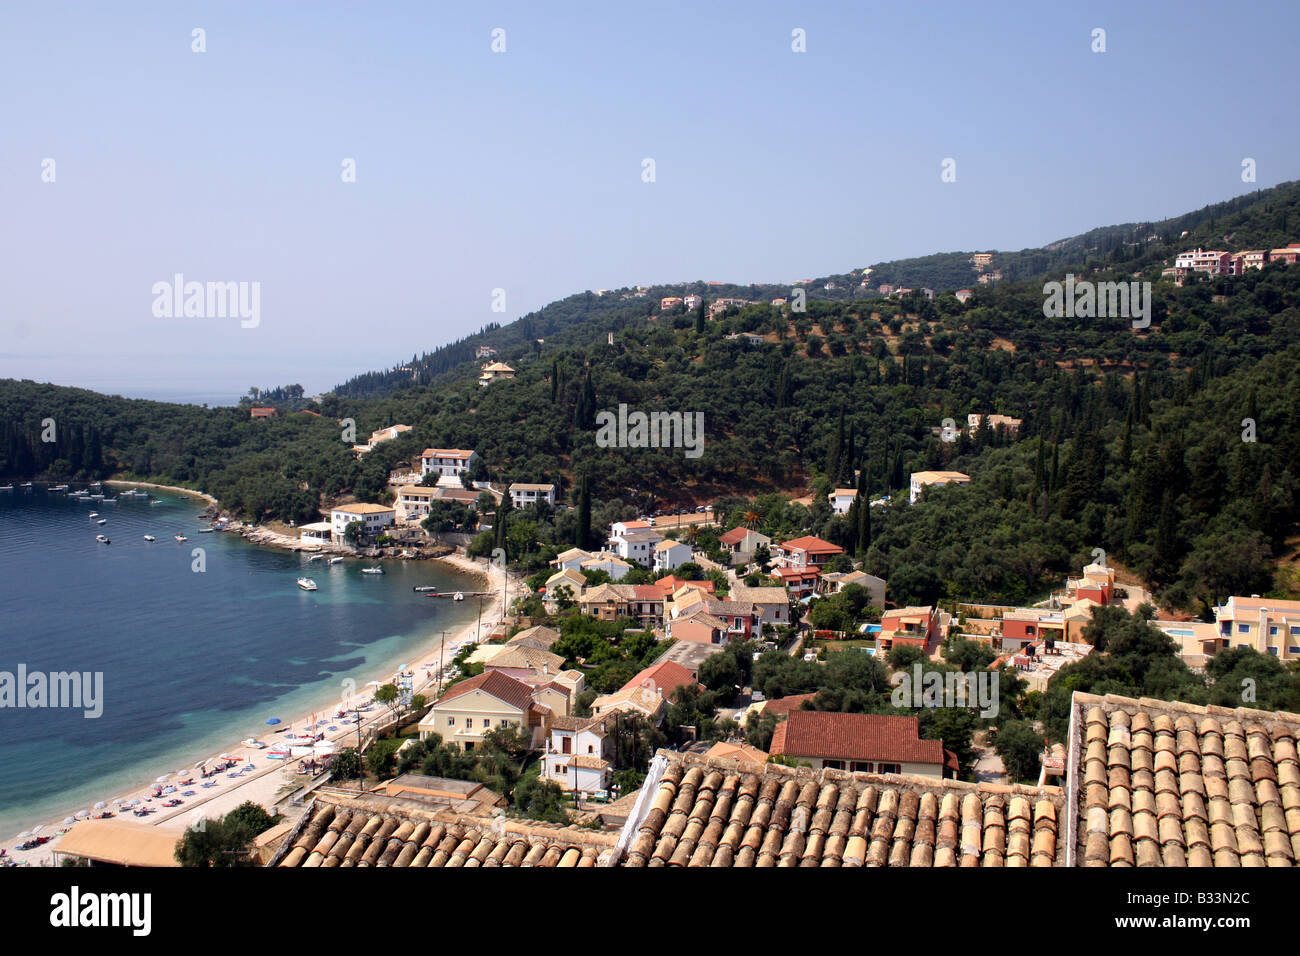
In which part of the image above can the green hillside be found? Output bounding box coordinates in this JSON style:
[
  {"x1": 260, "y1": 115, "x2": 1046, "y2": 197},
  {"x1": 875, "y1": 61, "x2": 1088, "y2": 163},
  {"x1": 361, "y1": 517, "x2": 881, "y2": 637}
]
[{"x1": 3, "y1": 182, "x2": 1300, "y2": 610}]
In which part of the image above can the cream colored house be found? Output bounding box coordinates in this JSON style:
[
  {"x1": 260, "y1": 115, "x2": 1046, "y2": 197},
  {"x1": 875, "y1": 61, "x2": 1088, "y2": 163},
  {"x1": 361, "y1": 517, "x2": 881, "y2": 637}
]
[{"x1": 417, "y1": 671, "x2": 550, "y2": 750}]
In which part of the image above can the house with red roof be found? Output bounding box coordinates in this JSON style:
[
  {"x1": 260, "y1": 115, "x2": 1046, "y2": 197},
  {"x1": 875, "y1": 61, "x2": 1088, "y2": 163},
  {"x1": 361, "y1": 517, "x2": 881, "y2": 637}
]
[
  {"x1": 417, "y1": 671, "x2": 553, "y2": 751},
  {"x1": 620, "y1": 660, "x2": 700, "y2": 700},
  {"x1": 653, "y1": 575, "x2": 715, "y2": 599},
  {"x1": 773, "y1": 566, "x2": 822, "y2": 599},
  {"x1": 769, "y1": 710, "x2": 958, "y2": 778},
  {"x1": 774, "y1": 535, "x2": 843, "y2": 571}
]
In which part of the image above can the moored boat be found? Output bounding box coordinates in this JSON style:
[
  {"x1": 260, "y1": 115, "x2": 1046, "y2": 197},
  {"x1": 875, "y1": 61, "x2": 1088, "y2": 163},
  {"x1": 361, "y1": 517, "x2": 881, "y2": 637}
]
[
  {"x1": 95, "y1": 534, "x2": 110, "y2": 544},
  {"x1": 297, "y1": 577, "x2": 318, "y2": 591},
  {"x1": 143, "y1": 535, "x2": 156, "y2": 541},
  {"x1": 174, "y1": 533, "x2": 187, "y2": 542},
  {"x1": 361, "y1": 567, "x2": 384, "y2": 575}
]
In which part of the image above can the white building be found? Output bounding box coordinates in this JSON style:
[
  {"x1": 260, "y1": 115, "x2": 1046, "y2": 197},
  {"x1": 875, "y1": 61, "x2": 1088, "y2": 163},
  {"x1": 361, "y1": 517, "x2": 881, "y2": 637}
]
[
  {"x1": 420, "y1": 448, "x2": 478, "y2": 480},
  {"x1": 329, "y1": 503, "x2": 396, "y2": 544},
  {"x1": 828, "y1": 488, "x2": 858, "y2": 515},
  {"x1": 508, "y1": 483, "x2": 556, "y2": 508},
  {"x1": 580, "y1": 551, "x2": 633, "y2": 581},
  {"x1": 608, "y1": 528, "x2": 662, "y2": 568},
  {"x1": 652, "y1": 539, "x2": 693, "y2": 574},
  {"x1": 540, "y1": 713, "x2": 617, "y2": 795},
  {"x1": 908, "y1": 470, "x2": 970, "y2": 505}
]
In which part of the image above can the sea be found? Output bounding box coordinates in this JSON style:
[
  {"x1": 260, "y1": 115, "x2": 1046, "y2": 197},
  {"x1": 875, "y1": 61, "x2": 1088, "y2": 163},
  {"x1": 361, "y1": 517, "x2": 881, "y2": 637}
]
[{"x1": 0, "y1": 484, "x2": 483, "y2": 839}]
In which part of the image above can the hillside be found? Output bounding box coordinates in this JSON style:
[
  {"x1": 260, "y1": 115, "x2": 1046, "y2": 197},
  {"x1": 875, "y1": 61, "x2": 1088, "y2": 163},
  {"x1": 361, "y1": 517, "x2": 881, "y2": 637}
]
[{"x1": 3, "y1": 181, "x2": 1300, "y2": 610}]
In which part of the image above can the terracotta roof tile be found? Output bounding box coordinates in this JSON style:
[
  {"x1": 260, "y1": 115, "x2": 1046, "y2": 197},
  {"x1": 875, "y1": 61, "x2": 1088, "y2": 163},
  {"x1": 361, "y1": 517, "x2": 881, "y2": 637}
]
[
  {"x1": 621, "y1": 751, "x2": 1064, "y2": 867},
  {"x1": 1069, "y1": 692, "x2": 1300, "y2": 868}
]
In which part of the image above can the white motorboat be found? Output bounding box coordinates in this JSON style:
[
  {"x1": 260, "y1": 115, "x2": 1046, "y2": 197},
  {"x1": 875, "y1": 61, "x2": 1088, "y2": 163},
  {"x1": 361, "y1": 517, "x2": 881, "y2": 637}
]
[
  {"x1": 328, "y1": 557, "x2": 344, "y2": 565},
  {"x1": 88, "y1": 512, "x2": 99, "y2": 518},
  {"x1": 361, "y1": 567, "x2": 384, "y2": 575},
  {"x1": 149, "y1": 500, "x2": 162, "y2": 506},
  {"x1": 297, "y1": 577, "x2": 318, "y2": 591},
  {"x1": 143, "y1": 535, "x2": 156, "y2": 541},
  {"x1": 96, "y1": 519, "x2": 107, "y2": 525},
  {"x1": 95, "y1": 535, "x2": 110, "y2": 544},
  {"x1": 174, "y1": 533, "x2": 187, "y2": 542}
]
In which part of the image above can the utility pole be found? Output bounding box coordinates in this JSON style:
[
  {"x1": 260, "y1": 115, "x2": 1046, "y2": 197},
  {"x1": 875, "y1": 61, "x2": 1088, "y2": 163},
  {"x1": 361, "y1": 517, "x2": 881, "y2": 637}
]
[{"x1": 438, "y1": 631, "x2": 447, "y2": 695}]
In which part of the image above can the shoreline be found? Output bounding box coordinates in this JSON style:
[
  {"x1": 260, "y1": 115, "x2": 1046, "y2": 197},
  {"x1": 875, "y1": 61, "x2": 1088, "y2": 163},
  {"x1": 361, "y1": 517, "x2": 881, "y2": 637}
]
[
  {"x1": 105, "y1": 479, "x2": 219, "y2": 506},
  {"x1": 1, "y1": 513, "x2": 519, "y2": 867}
]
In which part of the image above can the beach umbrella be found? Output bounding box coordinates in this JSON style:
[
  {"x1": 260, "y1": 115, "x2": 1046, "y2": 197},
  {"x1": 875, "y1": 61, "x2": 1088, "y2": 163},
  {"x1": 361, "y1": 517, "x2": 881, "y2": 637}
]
[
  {"x1": 155, "y1": 775, "x2": 169, "y2": 783},
  {"x1": 113, "y1": 798, "x2": 125, "y2": 805},
  {"x1": 75, "y1": 810, "x2": 90, "y2": 819},
  {"x1": 265, "y1": 717, "x2": 282, "y2": 726},
  {"x1": 93, "y1": 801, "x2": 107, "y2": 810},
  {"x1": 62, "y1": 817, "x2": 76, "y2": 825},
  {"x1": 31, "y1": 824, "x2": 43, "y2": 834}
]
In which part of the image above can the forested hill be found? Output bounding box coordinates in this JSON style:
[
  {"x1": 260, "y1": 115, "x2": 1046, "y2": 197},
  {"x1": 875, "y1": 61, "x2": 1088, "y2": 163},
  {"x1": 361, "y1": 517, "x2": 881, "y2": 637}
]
[
  {"x1": 3, "y1": 181, "x2": 1299, "y2": 610},
  {"x1": 336, "y1": 181, "x2": 1300, "y2": 400},
  {"x1": 867, "y1": 179, "x2": 1300, "y2": 290}
]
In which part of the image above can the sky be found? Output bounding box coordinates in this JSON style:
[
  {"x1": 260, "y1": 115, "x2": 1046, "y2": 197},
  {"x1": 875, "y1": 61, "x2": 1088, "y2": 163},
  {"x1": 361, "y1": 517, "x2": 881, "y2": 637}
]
[{"x1": 2, "y1": 0, "x2": 1298, "y2": 403}]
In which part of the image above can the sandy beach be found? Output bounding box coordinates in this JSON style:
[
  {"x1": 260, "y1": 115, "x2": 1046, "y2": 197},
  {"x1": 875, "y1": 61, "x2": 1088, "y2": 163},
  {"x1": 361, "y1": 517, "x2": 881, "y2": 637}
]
[
  {"x1": 106, "y1": 479, "x2": 219, "y2": 506},
  {"x1": 1, "y1": 549, "x2": 517, "y2": 867}
]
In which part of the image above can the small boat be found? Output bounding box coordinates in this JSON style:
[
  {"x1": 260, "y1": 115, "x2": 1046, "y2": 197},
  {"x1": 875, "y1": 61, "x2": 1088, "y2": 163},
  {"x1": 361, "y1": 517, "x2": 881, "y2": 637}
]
[
  {"x1": 95, "y1": 535, "x2": 110, "y2": 544},
  {"x1": 412, "y1": 586, "x2": 438, "y2": 593},
  {"x1": 197, "y1": 528, "x2": 214, "y2": 533},
  {"x1": 143, "y1": 535, "x2": 156, "y2": 541},
  {"x1": 97, "y1": 519, "x2": 107, "y2": 525},
  {"x1": 0, "y1": 485, "x2": 13, "y2": 491},
  {"x1": 361, "y1": 567, "x2": 384, "y2": 575},
  {"x1": 88, "y1": 512, "x2": 99, "y2": 518},
  {"x1": 453, "y1": 592, "x2": 465, "y2": 601},
  {"x1": 101, "y1": 498, "x2": 117, "y2": 504},
  {"x1": 174, "y1": 533, "x2": 187, "y2": 542},
  {"x1": 297, "y1": 577, "x2": 318, "y2": 591},
  {"x1": 307, "y1": 554, "x2": 324, "y2": 562},
  {"x1": 328, "y1": 557, "x2": 344, "y2": 565},
  {"x1": 19, "y1": 482, "x2": 32, "y2": 488},
  {"x1": 150, "y1": 500, "x2": 162, "y2": 506}
]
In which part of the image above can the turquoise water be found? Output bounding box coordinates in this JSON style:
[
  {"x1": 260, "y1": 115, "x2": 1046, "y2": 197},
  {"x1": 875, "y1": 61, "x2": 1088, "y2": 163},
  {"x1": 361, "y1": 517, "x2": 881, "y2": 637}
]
[{"x1": 0, "y1": 485, "x2": 482, "y2": 838}]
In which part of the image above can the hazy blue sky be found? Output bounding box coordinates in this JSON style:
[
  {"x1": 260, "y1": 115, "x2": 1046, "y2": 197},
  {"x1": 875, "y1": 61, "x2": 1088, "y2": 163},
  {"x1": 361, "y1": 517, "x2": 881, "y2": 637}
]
[{"x1": 3, "y1": 1, "x2": 1297, "y2": 403}]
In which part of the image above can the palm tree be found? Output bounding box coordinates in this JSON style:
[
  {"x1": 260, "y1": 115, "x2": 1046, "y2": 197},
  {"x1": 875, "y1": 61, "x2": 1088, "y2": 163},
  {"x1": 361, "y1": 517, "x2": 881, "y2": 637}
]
[{"x1": 742, "y1": 510, "x2": 761, "y2": 529}]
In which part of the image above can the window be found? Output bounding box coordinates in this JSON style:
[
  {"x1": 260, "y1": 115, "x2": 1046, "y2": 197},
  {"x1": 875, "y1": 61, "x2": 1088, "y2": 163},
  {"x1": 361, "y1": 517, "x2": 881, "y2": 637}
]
[
  {"x1": 446, "y1": 716, "x2": 455, "y2": 726},
  {"x1": 1292, "y1": 626, "x2": 1300, "y2": 636},
  {"x1": 824, "y1": 760, "x2": 844, "y2": 770},
  {"x1": 878, "y1": 763, "x2": 901, "y2": 775},
  {"x1": 851, "y1": 762, "x2": 874, "y2": 773},
  {"x1": 1270, "y1": 626, "x2": 1279, "y2": 636},
  {"x1": 1268, "y1": 647, "x2": 1279, "y2": 656},
  {"x1": 1290, "y1": 647, "x2": 1300, "y2": 655},
  {"x1": 1238, "y1": 623, "x2": 1250, "y2": 633}
]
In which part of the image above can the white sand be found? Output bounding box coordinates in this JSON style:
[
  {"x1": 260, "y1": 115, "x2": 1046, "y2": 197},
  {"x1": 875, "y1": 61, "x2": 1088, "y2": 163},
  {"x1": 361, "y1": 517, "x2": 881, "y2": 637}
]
[{"x1": 1, "y1": 553, "x2": 517, "y2": 868}]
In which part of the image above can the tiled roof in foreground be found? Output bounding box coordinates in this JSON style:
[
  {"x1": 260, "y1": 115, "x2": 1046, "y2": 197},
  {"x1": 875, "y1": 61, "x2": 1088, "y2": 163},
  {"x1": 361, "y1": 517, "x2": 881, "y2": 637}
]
[
  {"x1": 622, "y1": 752, "x2": 1065, "y2": 867},
  {"x1": 1067, "y1": 693, "x2": 1300, "y2": 867},
  {"x1": 273, "y1": 790, "x2": 618, "y2": 867}
]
